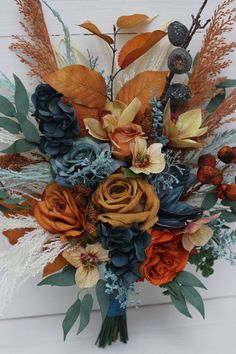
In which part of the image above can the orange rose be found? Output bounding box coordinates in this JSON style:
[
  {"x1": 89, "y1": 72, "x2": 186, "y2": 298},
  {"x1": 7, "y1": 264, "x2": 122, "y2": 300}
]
[
  {"x1": 140, "y1": 229, "x2": 189, "y2": 285},
  {"x1": 92, "y1": 173, "x2": 160, "y2": 231},
  {"x1": 109, "y1": 123, "x2": 144, "y2": 159},
  {"x1": 34, "y1": 183, "x2": 85, "y2": 237}
]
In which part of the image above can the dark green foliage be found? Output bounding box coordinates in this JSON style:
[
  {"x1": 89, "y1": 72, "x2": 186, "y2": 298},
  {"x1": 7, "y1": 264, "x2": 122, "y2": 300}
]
[
  {"x1": 189, "y1": 249, "x2": 216, "y2": 277},
  {"x1": 38, "y1": 266, "x2": 76, "y2": 287}
]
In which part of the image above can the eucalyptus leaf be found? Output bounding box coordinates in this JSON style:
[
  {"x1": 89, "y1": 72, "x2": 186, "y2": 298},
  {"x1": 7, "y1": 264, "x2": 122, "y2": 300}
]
[
  {"x1": 218, "y1": 79, "x2": 236, "y2": 88},
  {"x1": 0, "y1": 191, "x2": 8, "y2": 199},
  {"x1": 0, "y1": 95, "x2": 16, "y2": 117},
  {"x1": 13, "y1": 74, "x2": 29, "y2": 117},
  {"x1": 180, "y1": 286, "x2": 205, "y2": 318},
  {"x1": 0, "y1": 117, "x2": 21, "y2": 134},
  {"x1": 221, "y1": 200, "x2": 236, "y2": 213},
  {"x1": 63, "y1": 297, "x2": 81, "y2": 341},
  {"x1": 175, "y1": 271, "x2": 207, "y2": 289},
  {"x1": 77, "y1": 294, "x2": 93, "y2": 335},
  {"x1": 220, "y1": 210, "x2": 236, "y2": 223},
  {"x1": 170, "y1": 293, "x2": 192, "y2": 318},
  {"x1": 14, "y1": 113, "x2": 40, "y2": 144},
  {"x1": 4, "y1": 198, "x2": 25, "y2": 205},
  {"x1": 38, "y1": 266, "x2": 76, "y2": 287},
  {"x1": 207, "y1": 90, "x2": 225, "y2": 113},
  {"x1": 124, "y1": 169, "x2": 139, "y2": 178},
  {"x1": 96, "y1": 279, "x2": 109, "y2": 320},
  {"x1": 1, "y1": 139, "x2": 37, "y2": 154},
  {"x1": 201, "y1": 192, "x2": 218, "y2": 210}
]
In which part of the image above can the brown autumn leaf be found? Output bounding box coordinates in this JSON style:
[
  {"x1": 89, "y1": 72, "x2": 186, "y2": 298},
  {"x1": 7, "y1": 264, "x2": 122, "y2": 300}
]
[
  {"x1": 79, "y1": 21, "x2": 114, "y2": 44},
  {"x1": 118, "y1": 30, "x2": 167, "y2": 69},
  {"x1": 116, "y1": 14, "x2": 156, "y2": 29},
  {"x1": 43, "y1": 254, "x2": 69, "y2": 277},
  {"x1": 44, "y1": 64, "x2": 107, "y2": 108},
  {"x1": 116, "y1": 71, "x2": 168, "y2": 114},
  {"x1": 73, "y1": 103, "x2": 99, "y2": 137}
]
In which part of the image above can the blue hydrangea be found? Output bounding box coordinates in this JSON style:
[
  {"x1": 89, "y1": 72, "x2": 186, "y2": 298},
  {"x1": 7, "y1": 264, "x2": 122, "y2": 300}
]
[{"x1": 51, "y1": 137, "x2": 124, "y2": 188}]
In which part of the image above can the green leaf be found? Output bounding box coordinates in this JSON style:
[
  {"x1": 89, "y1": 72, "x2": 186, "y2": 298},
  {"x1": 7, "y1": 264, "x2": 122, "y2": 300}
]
[
  {"x1": 124, "y1": 168, "x2": 139, "y2": 178},
  {"x1": 3, "y1": 198, "x2": 25, "y2": 205},
  {"x1": 0, "y1": 139, "x2": 37, "y2": 154},
  {"x1": 63, "y1": 297, "x2": 81, "y2": 341},
  {"x1": 96, "y1": 280, "x2": 109, "y2": 320},
  {"x1": 207, "y1": 90, "x2": 225, "y2": 113},
  {"x1": 220, "y1": 210, "x2": 236, "y2": 223},
  {"x1": 0, "y1": 191, "x2": 8, "y2": 199},
  {"x1": 193, "y1": 52, "x2": 199, "y2": 67},
  {"x1": 218, "y1": 79, "x2": 236, "y2": 88},
  {"x1": 38, "y1": 266, "x2": 76, "y2": 287},
  {"x1": 201, "y1": 192, "x2": 218, "y2": 210},
  {"x1": 13, "y1": 74, "x2": 29, "y2": 117},
  {"x1": 175, "y1": 271, "x2": 207, "y2": 289},
  {"x1": 170, "y1": 293, "x2": 192, "y2": 318},
  {"x1": 0, "y1": 95, "x2": 16, "y2": 117},
  {"x1": 180, "y1": 286, "x2": 205, "y2": 318},
  {"x1": 77, "y1": 294, "x2": 93, "y2": 335},
  {"x1": 14, "y1": 113, "x2": 40, "y2": 144},
  {"x1": 0, "y1": 117, "x2": 21, "y2": 134},
  {"x1": 221, "y1": 200, "x2": 236, "y2": 213}
]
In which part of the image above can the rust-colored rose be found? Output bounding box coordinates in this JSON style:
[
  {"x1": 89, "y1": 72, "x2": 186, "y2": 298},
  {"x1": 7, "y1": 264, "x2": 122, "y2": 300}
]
[
  {"x1": 34, "y1": 183, "x2": 85, "y2": 237},
  {"x1": 109, "y1": 123, "x2": 144, "y2": 159},
  {"x1": 92, "y1": 173, "x2": 160, "y2": 231},
  {"x1": 217, "y1": 184, "x2": 236, "y2": 201},
  {"x1": 197, "y1": 166, "x2": 223, "y2": 185},
  {"x1": 140, "y1": 229, "x2": 189, "y2": 285}
]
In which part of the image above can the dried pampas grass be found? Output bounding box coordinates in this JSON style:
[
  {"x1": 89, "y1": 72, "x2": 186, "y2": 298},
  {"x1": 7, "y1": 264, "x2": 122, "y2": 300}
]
[{"x1": 10, "y1": 0, "x2": 58, "y2": 79}]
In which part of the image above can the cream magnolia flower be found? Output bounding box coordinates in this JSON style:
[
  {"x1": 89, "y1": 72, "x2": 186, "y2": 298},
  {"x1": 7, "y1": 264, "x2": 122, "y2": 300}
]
[
  {"x1": 62, "y1": 243, "x2": 109, "y2": 288},
  {"x1": 181, "y1": 213, "x2": 220, "y2": 252},
  {"x1": 84, "y1": 98, "x2": 144, "y2": 159},
  {"x1": 130, "y1": 137, "x2": 165, "y2": 175},
  {"x1": 163, "y1": 100, "x2": 208, "y2": 148}
]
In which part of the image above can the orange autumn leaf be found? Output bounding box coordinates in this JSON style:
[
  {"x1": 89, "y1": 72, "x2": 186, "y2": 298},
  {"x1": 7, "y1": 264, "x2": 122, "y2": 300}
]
[
  {"x1": 73, "y1": 103, "x2": 99, "y2": 137},
  {"x1": 43, "y1": 254, "x2": 69, "y2": 277},
  {"x1": 79, "y1": 21, "x2": 114, "y2": 44},
  {"x1": 44, "y1": 64, "x2": 107, "y2": 108},
  {"x1": 116, "y1": 14, "x2": 156, "y2": 29},
  {"x1": 116, "y1": 71, "x2": 168, "y2": 114},
  {"x1": 118, "y1": 30, "x2": 167, "y2": 69},
  {"x1": 3, "y1": 228, "x2": 32, "y2": 245}
]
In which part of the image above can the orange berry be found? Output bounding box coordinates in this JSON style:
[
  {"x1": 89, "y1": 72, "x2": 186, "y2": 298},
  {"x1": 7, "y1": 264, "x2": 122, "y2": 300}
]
[
  {"x1": 198, "y1": 154, "x2": 216, "y2": 168},
  {"x1": 218, "y1": 146, "x2": 234, "y2": 164},
  {"x1": 197, "y1": 166, "x2": 223, "y2": 185},
  {"x1": 217, "y1": 184, "x2": 236, "y2": 201}
]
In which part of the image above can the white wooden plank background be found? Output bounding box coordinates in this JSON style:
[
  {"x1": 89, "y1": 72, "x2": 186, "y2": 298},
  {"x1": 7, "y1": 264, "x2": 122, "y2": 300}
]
[{"x1": 0, "y1": 0, "x2": 235, "y2": 321}]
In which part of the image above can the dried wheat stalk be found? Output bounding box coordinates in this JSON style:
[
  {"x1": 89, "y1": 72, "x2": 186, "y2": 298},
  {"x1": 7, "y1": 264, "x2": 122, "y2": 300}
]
[
  {"x1": 184, "y1": 0, "x2": 236, "y2": 111},
  {"x1": 10, "y1": 0, "x2": 58, "y2": 79}
]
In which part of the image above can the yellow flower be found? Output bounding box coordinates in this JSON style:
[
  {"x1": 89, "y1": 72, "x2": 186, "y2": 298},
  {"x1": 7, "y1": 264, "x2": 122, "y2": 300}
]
[
  {"x1": 163, "y1": 100, "x2": 208, "y2": 148},
  {"x1": 84, "y1": 98, "x2": 144, "y2": 158},
  {"x1": 130, "y1": 137, "x2": 165, "y2": 175},
  {"x1": 62, "y1": 243, "x2": 109, "y2": 288}
]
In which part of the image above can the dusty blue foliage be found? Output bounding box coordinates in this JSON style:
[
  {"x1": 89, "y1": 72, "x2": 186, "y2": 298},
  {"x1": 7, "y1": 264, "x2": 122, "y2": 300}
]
[
  {"x1": 150, "y1": 96, "x2": 168, "y2": 146},
  {"x1": 148, "y1": 150, "x2": 185, "y2": 194},
  {"x1": 87, "y1": 49, "x2": 99, "y2": 70},
  {"x1": 203, "y1": 219, "x2": 236, "y2": 265}
]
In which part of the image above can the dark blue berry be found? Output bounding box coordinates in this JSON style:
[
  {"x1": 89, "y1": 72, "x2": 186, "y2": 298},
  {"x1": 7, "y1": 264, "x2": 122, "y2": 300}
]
[
  {"x1": 168, "y1": 48, "x2": 192, "y2": 74},
  {"x1": 165, "y1": 84, "x2": 191, "y2": 107},
  {"x1": 168, "y1": 21, "x2": 189, "y2": 47}
]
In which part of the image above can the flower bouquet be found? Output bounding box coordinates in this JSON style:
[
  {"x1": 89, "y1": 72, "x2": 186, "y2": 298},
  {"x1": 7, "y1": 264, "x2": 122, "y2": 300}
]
[{"x1": 0, "y1": 0, "x2": 236, "y2": 348}]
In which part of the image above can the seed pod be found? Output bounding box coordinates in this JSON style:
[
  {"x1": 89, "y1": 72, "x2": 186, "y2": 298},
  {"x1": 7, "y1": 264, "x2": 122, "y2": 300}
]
[
  {"x1": 198, "y1": 154, "x2": 216, "y2": 168},
  {"x1": 168, "y1": 48, "x2": 192, "y2": 74},
  {"x1": 218, "y1": 146, "x2": 234, "y2": 164},
  {"x1": 168, "y1": 21, "x2": 189, "y2": 47},
  {"x1": 197, "y1": 166, "x2": 223, "y2": 185}
]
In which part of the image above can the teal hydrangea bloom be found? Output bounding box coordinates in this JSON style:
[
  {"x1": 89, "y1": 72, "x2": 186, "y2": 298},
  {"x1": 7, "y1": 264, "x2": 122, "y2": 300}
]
[{"x1": 51, "y1": 137, "x2": 124, "y2": 188}]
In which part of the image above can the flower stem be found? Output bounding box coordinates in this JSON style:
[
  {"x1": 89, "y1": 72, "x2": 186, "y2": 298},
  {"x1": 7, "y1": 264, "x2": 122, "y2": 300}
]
[{"x1": 109, "y1": 26, "x2": 120, "y2": 101}]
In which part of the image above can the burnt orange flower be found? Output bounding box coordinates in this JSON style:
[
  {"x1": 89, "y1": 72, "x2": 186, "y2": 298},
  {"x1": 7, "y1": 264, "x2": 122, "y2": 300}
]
[
  {"x1": 92, "y1": 172, "x2": 160, "y2": 231},
  {"x1": 197, "y1": 166, "x2": 223, "y2": 185},
  {"x1": 140, "y1": 229, "x2": 189, "y2": 285},
  {"x1": 34, "y1": 183, "x2": 85, "y2": 237},
  {"x1": 217, "y1": 184, "x2": 236, "y2": 201}
]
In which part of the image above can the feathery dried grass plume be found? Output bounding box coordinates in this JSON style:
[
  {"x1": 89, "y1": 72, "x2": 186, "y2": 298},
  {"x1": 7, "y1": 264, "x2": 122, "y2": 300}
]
[
  {"x1": 185, "y1": 0, "x2": 236, "y2": 110},
  {"x1": 10, "y1": 0, "x2": 58, "y2": 79},
  {"x1": 204, "y1": 88, "x2": 236, "y2": 136}
]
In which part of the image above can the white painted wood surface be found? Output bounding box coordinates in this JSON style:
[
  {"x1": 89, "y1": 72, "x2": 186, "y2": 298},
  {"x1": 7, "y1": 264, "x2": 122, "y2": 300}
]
[{"x1": 0, "y1": 0, "x2": 235, "y2": 321}]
